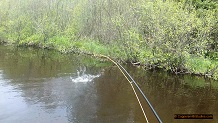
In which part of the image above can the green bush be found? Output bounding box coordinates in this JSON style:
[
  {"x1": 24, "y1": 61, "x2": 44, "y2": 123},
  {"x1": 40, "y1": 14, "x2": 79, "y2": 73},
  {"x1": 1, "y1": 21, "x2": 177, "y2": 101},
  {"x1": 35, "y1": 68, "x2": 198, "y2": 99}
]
[{"x1": 0, "y1": 0, "x2": 217, "y2": 79}]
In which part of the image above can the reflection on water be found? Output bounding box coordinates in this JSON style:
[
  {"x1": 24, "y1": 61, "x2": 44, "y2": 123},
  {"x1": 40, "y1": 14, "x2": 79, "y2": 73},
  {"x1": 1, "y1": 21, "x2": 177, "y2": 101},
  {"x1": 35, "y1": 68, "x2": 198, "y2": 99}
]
[
  {"x1": 125, "y1": 66, "x2": 218, "y2": 123},
  {"x1": 0, "y1": 46, "x2": 144, "y2": 123},
  {"x1": 0, "y1": 45, "x2": 218, "y2": 123}
]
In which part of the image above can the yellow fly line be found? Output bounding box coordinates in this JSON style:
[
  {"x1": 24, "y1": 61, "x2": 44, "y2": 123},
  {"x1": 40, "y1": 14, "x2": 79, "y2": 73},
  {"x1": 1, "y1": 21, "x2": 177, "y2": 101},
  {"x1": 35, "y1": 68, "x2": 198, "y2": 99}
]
[{"x1": 94, "y1": 54, "x2": 149, "y2": 123}]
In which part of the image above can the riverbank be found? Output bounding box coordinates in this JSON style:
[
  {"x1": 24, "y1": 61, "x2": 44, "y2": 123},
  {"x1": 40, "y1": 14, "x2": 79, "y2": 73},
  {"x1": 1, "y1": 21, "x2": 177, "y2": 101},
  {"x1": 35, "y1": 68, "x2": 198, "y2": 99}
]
[
  {"x1": 1, "y1": 39, "x2": 218, "y2": 80},
  {"x1": 0, "y1": 0, "x2": 217, "y2": 80}
]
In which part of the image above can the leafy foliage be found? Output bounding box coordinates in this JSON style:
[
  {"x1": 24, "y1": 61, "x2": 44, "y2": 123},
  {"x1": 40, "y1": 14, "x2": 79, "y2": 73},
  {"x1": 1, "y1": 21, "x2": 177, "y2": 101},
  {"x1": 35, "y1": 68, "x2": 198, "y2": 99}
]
[{"x1": 0, "y1": 0, "x2": 217, "y2": 79}]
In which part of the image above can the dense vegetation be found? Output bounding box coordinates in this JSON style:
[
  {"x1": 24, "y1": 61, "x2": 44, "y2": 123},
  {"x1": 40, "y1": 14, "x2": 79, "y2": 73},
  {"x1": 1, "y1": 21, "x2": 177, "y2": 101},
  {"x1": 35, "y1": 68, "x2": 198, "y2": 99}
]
[{"x1": 0, "y1": 0, "x2": 217, "y2": 79}]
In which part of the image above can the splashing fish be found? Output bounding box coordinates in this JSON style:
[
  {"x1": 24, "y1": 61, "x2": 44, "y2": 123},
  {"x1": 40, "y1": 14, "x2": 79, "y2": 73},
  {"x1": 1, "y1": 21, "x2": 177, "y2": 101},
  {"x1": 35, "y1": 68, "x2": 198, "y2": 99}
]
[{"x1": 70, "y1": 66, "x2": 101, "y2": 83}]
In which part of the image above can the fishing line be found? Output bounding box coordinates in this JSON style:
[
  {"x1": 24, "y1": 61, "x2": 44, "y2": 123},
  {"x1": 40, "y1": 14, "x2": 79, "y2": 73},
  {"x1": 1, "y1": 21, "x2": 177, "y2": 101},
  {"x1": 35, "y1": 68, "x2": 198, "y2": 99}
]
[{"x1": 93, "y1": 54, "x2": 162, "y2": 123}]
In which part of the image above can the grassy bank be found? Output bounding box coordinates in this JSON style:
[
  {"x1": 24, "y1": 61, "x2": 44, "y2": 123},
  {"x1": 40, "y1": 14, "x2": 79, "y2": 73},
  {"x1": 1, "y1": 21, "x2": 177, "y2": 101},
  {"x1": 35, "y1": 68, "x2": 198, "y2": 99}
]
[
  {"x1": 0, "y1": 0, "x2": 218, "y2": 80},
  {"x1": 1, "y1": 38, "x2": 218, "y2": 80}
]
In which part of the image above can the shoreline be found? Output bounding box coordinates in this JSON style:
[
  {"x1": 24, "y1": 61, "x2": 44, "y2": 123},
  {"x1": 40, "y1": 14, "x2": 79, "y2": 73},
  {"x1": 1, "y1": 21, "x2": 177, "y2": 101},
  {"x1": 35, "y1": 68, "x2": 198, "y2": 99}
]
[{"x1": 1, "y1": 40, "x2": 217, "y2": 81}]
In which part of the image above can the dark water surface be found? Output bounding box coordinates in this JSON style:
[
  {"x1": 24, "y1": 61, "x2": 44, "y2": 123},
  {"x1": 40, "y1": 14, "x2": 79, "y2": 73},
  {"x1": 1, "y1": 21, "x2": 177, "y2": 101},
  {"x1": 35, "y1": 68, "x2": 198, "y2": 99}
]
[{"x1": 0, "y1": 46, "x2": 217, "y2": 123}]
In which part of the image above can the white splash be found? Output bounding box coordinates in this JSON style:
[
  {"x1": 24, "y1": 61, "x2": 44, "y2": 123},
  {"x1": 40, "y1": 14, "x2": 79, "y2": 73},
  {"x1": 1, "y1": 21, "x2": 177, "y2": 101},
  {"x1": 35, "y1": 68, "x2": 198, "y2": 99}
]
[
  {"x1": 70, "y1": 66, "x2": 101, "y2": 83},
  {"x1": 70, "y1": 74, "x2": 100, "y2": 83}
]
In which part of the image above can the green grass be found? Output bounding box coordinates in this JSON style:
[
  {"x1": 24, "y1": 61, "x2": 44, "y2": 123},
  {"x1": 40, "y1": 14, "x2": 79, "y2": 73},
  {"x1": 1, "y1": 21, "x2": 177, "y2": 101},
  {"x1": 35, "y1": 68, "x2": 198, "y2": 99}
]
[
  {"x1": 2, "y1": 34, "x2": 218, "y2": 80},
  {"x1": 184, "y1": 55, "x2": 218, "y2": 79},
  {"x1": 185, "y1": 56, "x2": 212, "y2": 73}
]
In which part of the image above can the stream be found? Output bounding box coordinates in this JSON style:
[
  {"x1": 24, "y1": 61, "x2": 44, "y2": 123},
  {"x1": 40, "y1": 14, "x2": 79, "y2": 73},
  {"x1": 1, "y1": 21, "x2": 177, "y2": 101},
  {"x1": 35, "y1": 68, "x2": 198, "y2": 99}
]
[{"x1": 0, "y1": 45, "x2": 217, "y2": 123}]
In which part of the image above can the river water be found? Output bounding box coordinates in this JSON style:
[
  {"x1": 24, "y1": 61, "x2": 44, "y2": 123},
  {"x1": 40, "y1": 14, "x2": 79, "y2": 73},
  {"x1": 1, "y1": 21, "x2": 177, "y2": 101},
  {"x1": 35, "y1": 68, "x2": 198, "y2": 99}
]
[{"x1": 0, "y1": 45, "x2": 217, "y2": 123}]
